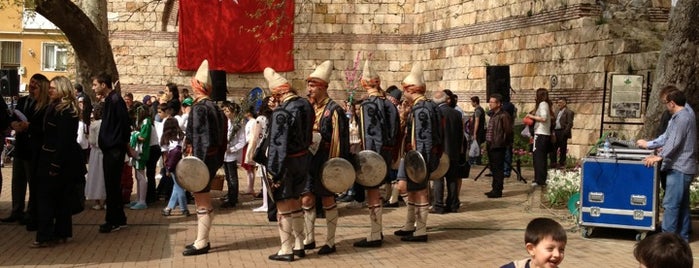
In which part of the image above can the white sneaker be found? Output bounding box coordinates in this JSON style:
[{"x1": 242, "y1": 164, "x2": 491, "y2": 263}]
[
  {"x1": 531, "y1": 182, "x2": 538, "y2": 187},
  {"x1": 252, "y1": 206, "x2": 268, "y2": 212}
]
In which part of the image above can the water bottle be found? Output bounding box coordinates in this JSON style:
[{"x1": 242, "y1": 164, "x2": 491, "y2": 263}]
[{"x1": 603, "y1": 137, "x2": 611, "y2": 158}]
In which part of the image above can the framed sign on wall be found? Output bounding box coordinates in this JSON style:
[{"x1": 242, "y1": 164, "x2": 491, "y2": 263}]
[{"x1": 609, "y1": 75, "x2": 644, "y2": 118}]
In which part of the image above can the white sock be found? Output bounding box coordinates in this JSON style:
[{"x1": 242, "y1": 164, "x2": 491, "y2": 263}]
[
  {"x1": 292, "y1": 210, "x2": 305, "y2": 251},
  {"x1": 402, "y1": 202, "x2": 416, "y2": 231},
  {"x1": 415, "y1": 203, "x2": 429, "y2": 236},
  {"x1": 368, "y1": 204, "x2": 382, "y2": 241},
  {"x1": 325, "y1": 205, "x2": 338, "y2": 247},
  {"x1": 193, "y1": 210, "x2": 213, "y2": 249},
  {"x1": 388, "y1": 185, "x2": 399, "y2": 204},
  {"x1": 302, "y1": 206, "x2": 316, "y2": 246},
  {"x1": 277, "y1": 213, "x2": 293, "y2": 255}
]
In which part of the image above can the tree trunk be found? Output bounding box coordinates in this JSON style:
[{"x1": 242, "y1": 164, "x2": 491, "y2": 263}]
[
  {"x1": 73, "y1": 0, "x2": 110, "y2": 99},
  {"x1": 639, "y1": 0, "x2": 699, "y2": 140},
  {"x1": 34, "y1": 0, "x2": 120, "y2": 95}
]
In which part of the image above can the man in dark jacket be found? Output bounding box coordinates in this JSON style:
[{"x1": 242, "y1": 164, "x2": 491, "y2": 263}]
[
  {"x1": 431, "y1": 90, "x2": 464, "y2": 213},
  {"x1": 393, "y1": 63, "x2": 443, "y2": 242},
  {"x1": 265, "y1": 67, "x2": 314, "y2": 262},
  {"x1": 301, "y1": 60, "x2": 350, "y2": 255},
  {"x1": 1, "y1": 74, "x2": 43, "y2": 224},
  {"x1": 94, "y1": 73, "x2": 132, "y2": 233},
  {"x1": 182, "y1": 60, "x2": 227, "y2": 256},
  {"x1": 484, "y1": 94, "x2": 513, "y2": 198}
]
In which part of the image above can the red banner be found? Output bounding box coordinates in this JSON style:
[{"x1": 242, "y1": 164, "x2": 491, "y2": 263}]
[{"x1": 178, "y1": 0, "x2": 294, "y2": 73}]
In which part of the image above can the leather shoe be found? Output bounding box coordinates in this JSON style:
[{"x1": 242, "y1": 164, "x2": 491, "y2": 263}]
[
  {"x1": 293, "y1": 249, "x2": 305, "y2": 258},
  {"x1": 182, "y1": 243, "x2": 210, "y2": 256},
  {"x1": 303, "y1": 241, "x2": 316, "y2": 250},
  {"x1": 486, "y1": 192, "x2": 502, "y2": 198},
  {"x1": 220, "y1": 201, "x2": 236, "y2": 209},
  {"x1": 184, "y1": 243, "x2": 194, "y2": 250},
  {"x1": 401, "y1": 234, "x2": 428, "y2": 242},
  {"x1": 484, "y1": 191, "x2": 493, "y2": 196},
  {"x1": 268, "y1": 253, "x2": 294, "y2": 262},
  {"x1": 429, "y1": 207, "x2": 446, "y2": 214},
  {"x1": 394, "y1": 229, "x2": 415, "y2": 236},
  {"x1": 353, "y1": 238, "x2": 382, "y2": 248},
  {"x1": 382, "y1": 201, "x2": 399, "y2": 208},
  {"x1": 318, "y1": 245, "x2": 336, "y2": 255}
]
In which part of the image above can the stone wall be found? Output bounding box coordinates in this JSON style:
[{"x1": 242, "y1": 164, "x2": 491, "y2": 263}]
[{"x1": 105, "y1": 0, "x2": 671, "y2": 160}]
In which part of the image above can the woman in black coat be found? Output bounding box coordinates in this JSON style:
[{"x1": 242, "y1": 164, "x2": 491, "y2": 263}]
[{"x1": 32, "y1": 76, "x2": 86, "y2": 247}]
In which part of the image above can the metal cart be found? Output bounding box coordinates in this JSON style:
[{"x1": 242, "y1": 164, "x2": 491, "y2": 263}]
[{"x1": 579, "y1": 157, "x2": 658, "y2": 241}]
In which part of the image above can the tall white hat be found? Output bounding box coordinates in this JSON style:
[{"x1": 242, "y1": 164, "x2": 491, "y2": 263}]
[
  {"x1": 308, "y1": 60, "x2": 333, "y2": 83},
  {"x1": 194, "y1": 59, "x2": 211, "y2": 87},
  {"x1": 264, "y1": 67, "x2": 289, "y2": 90},
  {"x1": 361, "y1": 59, "x2": 380, "y2": 81},
  {"x1": 402, "y1": 62, "x2": 425, "y2": 87}
]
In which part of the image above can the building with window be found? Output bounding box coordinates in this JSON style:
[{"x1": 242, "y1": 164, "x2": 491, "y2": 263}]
[{"x1": 0, "y1": 4, "x2": 68, "y2": 94}]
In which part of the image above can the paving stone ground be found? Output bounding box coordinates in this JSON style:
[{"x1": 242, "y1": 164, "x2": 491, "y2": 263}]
[{"x1": 1, "y1": 164, "x2": 698, "y2": 267}]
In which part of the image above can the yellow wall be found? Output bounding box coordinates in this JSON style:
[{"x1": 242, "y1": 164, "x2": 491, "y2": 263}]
[{"x1": 0, "y1": 3, "x2": 68, "y2": 88}]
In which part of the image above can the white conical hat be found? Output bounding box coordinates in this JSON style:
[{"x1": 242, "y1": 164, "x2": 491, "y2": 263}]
[
  {"x1": 308, "y1": 60, "x2": 333, "y2": 83},
  {"x1": 194, "y1": 59, "x2": 211, "y2": 87},
  {"x1": 361, "y1": 59, "x2": 379, "y2": 81},
  {"x1": 402, "y1": 62, "x2": 425, "y2": 86},
  {"x1": 264, "y1": 67, "x2": 288, "y2": 90}
]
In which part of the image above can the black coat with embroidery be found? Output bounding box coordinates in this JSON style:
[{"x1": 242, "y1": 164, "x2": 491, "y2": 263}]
[
  {"x1": 359, "y1": 95, "x2": 400, "y2": 152},
  {"x1": 405, "y1": 98, "x2": 444, "y2": 173},
  {"x1": 186, "y1": 98, "x2": 226, "y2": 163},
  {"x1": 267, "y1": 95, "x2": 314, "y2": 178}
]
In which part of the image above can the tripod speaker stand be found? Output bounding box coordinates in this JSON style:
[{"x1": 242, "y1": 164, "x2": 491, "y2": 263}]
[{"x1": 473, "y1": 158, "x2": 526, "y2": 183}]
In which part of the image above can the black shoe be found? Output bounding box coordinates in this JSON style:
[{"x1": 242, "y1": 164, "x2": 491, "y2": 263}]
[
  {"x1": 269, "y1": 253, "x2": 294, "y2": 262},
  {"x1": 394, "y1": 229, "x2": 415, "y2": 236},
  {"x1": 504, "y1": 173, "x2": 511, "y2": 178},
  {"x1": 401, "y1": 234, "x2": 428, "y2": 242},
  {"x1": 429, "y1": 207, "x2": 446, "y2": 214},
  {"x1": 184, "y1": 243, "x2": 194, "y2": 250},
  {"x1": 353, "y1": 238, "x2": 382, "y2": 248},
  {"x1": 220, "y1": 201, "x2": 236, "y2": 209},
  {"x1": 486, "y1": 192, "x2": 502, "y2": 198},
  {"x1": 303, "y1": 241, "x2": 316, "y2": 250},
  {"x1": 318, "y1": 245, "x2": 336, "y2": 255},
  {"x1": 337, "y1": 194, "x2": 354, "y2": 203},
  {"x1": 98, "y1": 223, "x2": 126, "y2": 233},
  {"x1": 483, "y1": 191, "x2": 493, "y2": 196},
  {"x1": 485, "y1": 173, "x2": 493, "y2": 177},
  {"x1": 382, "y1": 201, "x2": 399, "y2": 208},
  {"x1": 293, "y1": 249, "x2": 305, "y2": 258},
  {"x1": 0, "y1": 215, "x2": 20, "y2": 223},
  {"x1": 182, "y1": 243, "x2": 210, "y2": 256}
]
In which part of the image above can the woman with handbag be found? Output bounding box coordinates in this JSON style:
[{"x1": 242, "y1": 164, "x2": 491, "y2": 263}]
[
  {"x1": 33, "y1": 76, "x2": 86, "y2": 248},
  {"x1": 524, "y1": 88, "x2": 553, "y2": 187},
  {"x1": 161, "y1": 117, "x2": 189, "y2": 216}
]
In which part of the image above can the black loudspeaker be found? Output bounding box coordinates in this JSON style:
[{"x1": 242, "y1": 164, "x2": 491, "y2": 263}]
[
  {"x1": 0, "y1": 69, "x2": 19, "y2": 97},
  {"x1": 486, "y1": 66, "x2": 511, "y2": 103},
  {"x1": 209, "y1": 70, "x2": 228, "y2": 102}
]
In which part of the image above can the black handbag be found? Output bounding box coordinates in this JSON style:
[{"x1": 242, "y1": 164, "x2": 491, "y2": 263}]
[{"x1": 253, "y1": 136, "x2": 269, "y2": 165}]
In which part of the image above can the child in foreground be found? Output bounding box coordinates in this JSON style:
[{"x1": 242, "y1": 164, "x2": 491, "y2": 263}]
[
  {"x1": 501, "y1": 217, "x2": 567, "y2": 268},
  {"x1": 634, "y1": 232, "x2": 692, "y2": 268}
]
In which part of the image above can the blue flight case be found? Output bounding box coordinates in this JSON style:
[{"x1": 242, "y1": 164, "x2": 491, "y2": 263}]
[{"x1": 579, "y1": 157, "x2": 658, "y2": 240}]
